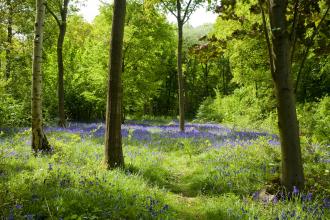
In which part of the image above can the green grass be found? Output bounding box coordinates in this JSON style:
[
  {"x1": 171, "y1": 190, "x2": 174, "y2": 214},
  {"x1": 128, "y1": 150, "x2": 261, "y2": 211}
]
[{"x1": 0, "y1": 124, "x2": 329, "y2": 219}]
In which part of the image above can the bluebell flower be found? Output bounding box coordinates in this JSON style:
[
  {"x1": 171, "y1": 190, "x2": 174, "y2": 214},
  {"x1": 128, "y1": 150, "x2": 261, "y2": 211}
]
[
  {"x1": 8, "y1": 209, "x2": 14, "y2": 220},
  {"x1": 293, "y1": 186, "x2": 299, "y2": 195},
  {"x1": 15, "y1": 204, "x2": 23, "y2": 209},
  {"x1": 324, "y1": 198, "x2": 330, "y2": 209},
  {"x1": 252, "y1": 191, "x2": 259, "y2": 201},
  {"x1": 302, "y1": 193, "x2": 313, "y2": 202}
]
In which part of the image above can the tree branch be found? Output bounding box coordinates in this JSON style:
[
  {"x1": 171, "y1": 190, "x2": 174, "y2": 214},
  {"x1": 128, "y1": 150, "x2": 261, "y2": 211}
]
[
  {"x1": 290, "y1": 0, "x2": 299, "y2": 40},
  {"x1": 182, "y1": 0, "x2": 193, "y2": 22},
  {"x1": 160, "y1": 0, "x2": 178, "y2": 19},
  {"x1": 290, "y1": 0, "x2": 300, "y2": 63},
  {"x1": 183, "y1": 1, "x2": 198, "y2": 24},
  {"x1": 258, "y1": 0, "x2": 275, "y2": 79},
  {"x1": 45, "y1": 2, "x2": 61, "y2": 27}
]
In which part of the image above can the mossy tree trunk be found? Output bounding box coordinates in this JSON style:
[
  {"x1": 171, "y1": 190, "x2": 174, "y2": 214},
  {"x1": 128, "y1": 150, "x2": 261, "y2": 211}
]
[
  {"x1": 104, "y1": 0, "x2": 126, "y2": 169},
  {"x1": 268, "y1": 0, "x2": 304, "y2": 189}
]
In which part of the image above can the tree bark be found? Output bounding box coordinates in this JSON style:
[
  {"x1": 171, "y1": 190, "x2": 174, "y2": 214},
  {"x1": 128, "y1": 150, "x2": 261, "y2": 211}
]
[
  {"x1": 57, "y1": 0, "x2": 69, "y2": 127},
  {"x1": 177, "y1": 0, "x2": 185, "y2": 132},
  {"x1": 57, "y1": 23, "x2": 66, "y2": 127},
  {"x1": 32, "y1": 0, "x2": 50, "y2": 153},
  {"x1": 45, "y1": 0, "x2": 69, "y2": 127},
  {"x1": 269, "y1": 0, "x2": 304, "y2": 190},
  {"x1": 104, "y1": 0, "x2": 126, "y2": 169},
  {"x1": 5, "y1": 0, "x2": 13, "y2": 79}
]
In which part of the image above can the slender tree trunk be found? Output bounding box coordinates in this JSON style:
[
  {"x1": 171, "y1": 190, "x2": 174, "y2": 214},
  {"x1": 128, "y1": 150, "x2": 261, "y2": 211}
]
[
  {"x1": 32, "y1": 0, "x2": 50, "y2": 153},
  {"x1": 269, "y1": 0, "x2": 304, "y2": 190},
  {"x1": 45, "y1": 0, "x2": 69, "y2": 127},
  {"x1": 104, "y1": 0, "x2": 126, "y2": 169},
  {"x1": 57, "y1": 24, "x2": 66, "y2": 127},
  {"x1": 56, "y1": 0, "x2": 69, "y2": 127},
  {"x1": 5, "y1": 0, "x2": 12, "y2": 79},
  {"x1": 121, "y1": 57, "x2": 125, "y2": 123},
  {"x1": 177, "y1": 10, "x2": 185, "y2": 132}
]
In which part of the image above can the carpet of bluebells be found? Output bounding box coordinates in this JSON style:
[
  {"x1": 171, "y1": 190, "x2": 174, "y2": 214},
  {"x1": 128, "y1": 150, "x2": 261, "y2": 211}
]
[{"x1": 0, "y1": 120, "x2": 329, "y2": 219}]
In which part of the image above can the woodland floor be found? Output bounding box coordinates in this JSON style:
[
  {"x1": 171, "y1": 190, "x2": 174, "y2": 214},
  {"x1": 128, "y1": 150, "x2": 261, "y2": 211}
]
[{"x1": 0, "y1": 120, "x2": 329, "y2": 219}]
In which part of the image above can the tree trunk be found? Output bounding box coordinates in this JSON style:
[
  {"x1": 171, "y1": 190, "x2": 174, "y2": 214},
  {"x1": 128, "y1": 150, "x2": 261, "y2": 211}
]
[
  {"x1": 104, "y1": 0, "x2": 126, "y2": 169},
  {"x1": 5, "y1": 0, "x2": 12, "y2": 79},
  {"x1": 57, "y1": 0, "x2": 69, "y2": 127},
  {"x1": 177, "y1": 1, "x2": 185, "y2": 132},
  {"x1": 32, "y1": 0, "x2": 50, "y2": 153},
  {"x1": 57, "y1": 24, "x2": 66, "y2": 127},
  {"x1": 269, "y1": 0, "x2": 304, "y2": 190}
]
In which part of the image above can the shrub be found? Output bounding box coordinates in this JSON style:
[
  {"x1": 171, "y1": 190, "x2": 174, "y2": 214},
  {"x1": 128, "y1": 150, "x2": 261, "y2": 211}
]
[
  {"x1": 196, "y1": 87, "x2": 276, "y2": 131},
  {"x1": 0, "y1": 94, "x2": 28, "y2": 127},
  {"x1": 298, "y1": 96, "x2": 330, "y2": 144}
]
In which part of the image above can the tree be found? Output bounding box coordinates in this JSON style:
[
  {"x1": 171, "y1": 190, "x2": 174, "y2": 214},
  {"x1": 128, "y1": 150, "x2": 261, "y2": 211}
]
[
  {"x1": 190, "y1": 35, "x2": 222, "y2": 98},
  {"x1": 74, "y1": 2, "x2": 175, "y2": 120},
  {"x1": 45, "y1": 0, "x2": 70, "y2": 127},
  {"x1": 104, "y1": 0, "x2": 126, "y2": 169},
  {"x1": 259, "y1": 0, "x2": 304, "y2": 189},
  {"x1": 4, "y1": 0, "x2": 12, "y2": 79},
  {"x1": 215, "y1": 0, "x2": 328, "y2": 189},
  {"x1": 31, "y1": 0, "x2": 51, "y2": 152},
  {"x1": 122, "y1": 2, "x2": 175, "y2": 117},
  {"x1": 159, "y1": 0, "x2": 203, "y2": 131},
  {"x1": 0, "y1": 0, "x2": 34, "y2": 80}
]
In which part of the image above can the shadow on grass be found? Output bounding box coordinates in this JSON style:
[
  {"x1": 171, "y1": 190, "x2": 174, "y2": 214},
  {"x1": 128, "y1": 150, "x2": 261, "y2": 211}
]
[
  {"x1": 125, "y1": 163, "x2": 210, "y2": 197},
  {"x1": 0, "y1": 168, "x2": 175, "y2": 219},
  {"x1": 125, "y1": 163, "x2": 202, "y2": 197},
  {"x1": 124, "y1": 164, "x2": 236, "y2": 219},
  {"x1": 0, "y1": 160, "x2": 34, "y2": 179},
  {"x1": 125, "y1": 162, "x2": 264, "y2": 199},
  {"x1": 1, "y1": 167, "x2": 234, "y2": 220},
  {"x1": 1, "y1": 160, "x2": 246, "y2": 220}
]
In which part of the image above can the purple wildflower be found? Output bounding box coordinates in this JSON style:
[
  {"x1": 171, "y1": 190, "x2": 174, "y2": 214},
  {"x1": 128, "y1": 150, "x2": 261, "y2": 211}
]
[
  {"x1": 8, "y1": 209, "x2": 14, "y2": 220},
  {"x1": 324, "y1": 198, "x2": 330, "y2": 209},
  {"x1": 293, "y1": 186, "x2": 299, "y2": 196},
  {"x1": 15, "y1": 204, "x2": 23, "y2": 209},
  {"x1": 302, "y1": 193, "x2": 313, "y2": 202},
  {"x1": 252, "y1": 191, "x2": 259, "y2": 201}
]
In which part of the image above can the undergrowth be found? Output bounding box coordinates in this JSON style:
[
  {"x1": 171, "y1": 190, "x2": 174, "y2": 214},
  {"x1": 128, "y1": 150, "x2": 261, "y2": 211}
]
[{"x1": 0, "y1": 121, "x2": 329, "y2": 219}]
